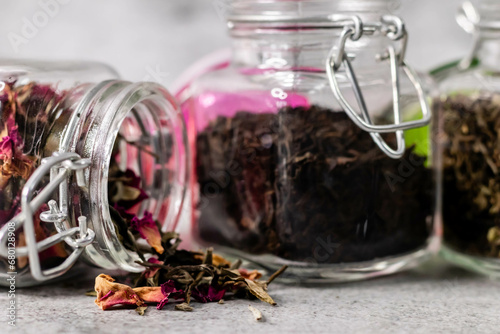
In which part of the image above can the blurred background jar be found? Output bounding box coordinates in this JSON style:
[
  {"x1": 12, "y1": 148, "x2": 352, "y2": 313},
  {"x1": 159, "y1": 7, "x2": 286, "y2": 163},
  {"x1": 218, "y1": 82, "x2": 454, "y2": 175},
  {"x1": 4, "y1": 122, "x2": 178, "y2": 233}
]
[
  {"x1": 179, "y1": 0, "x2": 438, "y2": 282},
  {"x1": 0, "y1": 60, "x2": 189, "y2": 287},
  {"x1": 433, "y1": 0, "x2": 500, "y2": 277}
]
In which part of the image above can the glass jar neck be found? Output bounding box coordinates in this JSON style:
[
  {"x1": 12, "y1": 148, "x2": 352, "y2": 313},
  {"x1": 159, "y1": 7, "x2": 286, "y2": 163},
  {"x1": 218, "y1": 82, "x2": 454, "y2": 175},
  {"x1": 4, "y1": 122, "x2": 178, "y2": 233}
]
[
  {"x1": 476, "y1": 34, "x2": 500, "y2": 69},
  {"x1": 230, "y1": 32, "x2": 389, "y2": 72},
  {"x1": 228, "y1": 0, "x2": 399, "y2": 71},
  {"x1": 470, "y1": 0, "x2": 500, "y2": 69},
  {"x1": 59, "y1": 81, "x2": 188, "y2": 273}
]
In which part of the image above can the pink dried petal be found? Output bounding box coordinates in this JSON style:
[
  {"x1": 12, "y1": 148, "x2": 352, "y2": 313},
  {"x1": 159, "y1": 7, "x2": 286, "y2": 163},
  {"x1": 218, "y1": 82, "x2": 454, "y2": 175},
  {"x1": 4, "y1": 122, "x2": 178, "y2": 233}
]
[
  {"x1": 94, "y1": 274, "x2": 144, "y2": 310},
  {"x1": 155, "y1": 280, "x2": 185, "y2": 310},
  {"x1": 192, "y1": 285, "x2": 226, "y2": 303},
  {"x1": 133, "y1": 287, "x2": 164, "y2": 304},
  {"x1": 238, "y1": 269, "x2": 263, "y2": 281},
  {"x1": 113, "y1": 204, "x2": 136, "y2": 221},
  {"x1": 157, "y1": 296, "x2": 170, "y2": 310},
  {"x1": 144, "y1": 257, "x2": 164, "y2": 279},
  {"x1": 0, "y1": 136, "x2": 14, "y2": 163},
  {"x1": 131, "y1": 212, "x2": 164, "y2": 254},
  {"x1": 161, "y1": 280, "x2": 182, "y2": 296}
]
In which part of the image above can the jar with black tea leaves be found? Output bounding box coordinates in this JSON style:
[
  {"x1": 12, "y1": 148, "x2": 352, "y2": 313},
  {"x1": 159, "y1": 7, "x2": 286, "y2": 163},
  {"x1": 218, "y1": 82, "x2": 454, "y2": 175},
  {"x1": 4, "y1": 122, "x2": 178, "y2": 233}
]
[
  {"x1": 433, "y1": 0, "x2": 500, "y2": 278},
  {"x1": 179, "y1": 0, "x2": 438, "y2": 282}
]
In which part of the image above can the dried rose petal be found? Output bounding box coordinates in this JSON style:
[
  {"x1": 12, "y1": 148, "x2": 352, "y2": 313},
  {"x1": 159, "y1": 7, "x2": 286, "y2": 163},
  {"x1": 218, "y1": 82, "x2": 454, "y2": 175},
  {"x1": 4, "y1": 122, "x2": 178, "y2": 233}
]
[
  {"x1": 156, "y1": 280, "x2": 184, "y2": 310},
  {"x1": 193, "y1": 252, "x2": 231, "y2": 267},
  {"x1": 112, "y1": 204, "x2": 136, "y2": 222},
  {"x1": 0, "y1": 118, "x2": 37, "y2": 187},
  {"x1": 0, "y1": 135, "x2": 14, "y2": 163},
  {"x1": 144, "y1": 257, "x2": 164, "y2": 279},
  {"x1": 94, "y1": 274, "x2": 144, "y2": 310},
  {"x1": 161, "y1": 280, "x2": 183, "y2": 296},
  {"x1": 192, "y1": 284, "x2": 226, "y2": 303},
  {"x1": 133, "y1": 286, "x2": 163, "y2": 303},
  {"x1": 130, "y1": 212, "x2": 164, "y2": 254},
  {"x1": 238, "y1": 269, "x2": 263, "y2": 281}
]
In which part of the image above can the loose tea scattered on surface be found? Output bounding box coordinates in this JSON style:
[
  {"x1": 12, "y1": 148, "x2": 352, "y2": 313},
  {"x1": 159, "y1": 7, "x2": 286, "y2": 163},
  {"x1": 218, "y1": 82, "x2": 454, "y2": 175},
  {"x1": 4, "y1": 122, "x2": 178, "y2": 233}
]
[
  {"x1": 195, "y1": 105, "x2": 433, "y2": 263},
  {"x1": 436, "y1": 93, "x2": 500, "y2": 258},
  {"x1": 97, "y1": 145, "x2": 287, "y2": 314},
  {"x1": 92, "y1": 237, "x2": 287, "y2": 314}
]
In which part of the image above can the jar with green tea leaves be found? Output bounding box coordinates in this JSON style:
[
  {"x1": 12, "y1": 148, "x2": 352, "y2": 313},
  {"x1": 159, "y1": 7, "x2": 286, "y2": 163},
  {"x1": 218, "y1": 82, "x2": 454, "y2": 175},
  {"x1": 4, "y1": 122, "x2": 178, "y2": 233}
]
[
  {"x1": 433, "y1": 0, "x2": 500, "y2": 277},
  {"x1": 179, "y1": 0, "x2": 438, "y2": 282},
  {"x1": 0, "y1": 60, "x2": 189, "y2": 287}
]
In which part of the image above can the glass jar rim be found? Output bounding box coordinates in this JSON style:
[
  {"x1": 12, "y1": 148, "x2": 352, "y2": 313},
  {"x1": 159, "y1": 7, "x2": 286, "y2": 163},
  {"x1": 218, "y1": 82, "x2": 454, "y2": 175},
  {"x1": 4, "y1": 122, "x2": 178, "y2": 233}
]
[
  {"x1": 61, "y1": 80, "x2": 189, "y2": 273},
  {"x1": 228, "y1": 0, "x2": 400, "y2": 23}
]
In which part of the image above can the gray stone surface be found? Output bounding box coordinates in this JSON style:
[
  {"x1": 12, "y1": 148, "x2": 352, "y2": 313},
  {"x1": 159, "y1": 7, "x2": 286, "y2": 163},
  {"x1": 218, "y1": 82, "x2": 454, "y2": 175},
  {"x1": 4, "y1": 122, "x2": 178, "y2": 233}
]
[{"x1": 2, "y1": 258, "x2": 500, "y2": 334}]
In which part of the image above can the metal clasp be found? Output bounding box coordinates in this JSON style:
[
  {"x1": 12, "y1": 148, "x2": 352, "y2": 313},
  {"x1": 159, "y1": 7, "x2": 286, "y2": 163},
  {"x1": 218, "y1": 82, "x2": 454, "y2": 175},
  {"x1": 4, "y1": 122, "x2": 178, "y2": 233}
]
[
  {"x1": 0, "y1": 152, "x2": 95, "y2": 281},
  {"x1": 326, "y1": 15, "x2": 431, "y2": 159}
]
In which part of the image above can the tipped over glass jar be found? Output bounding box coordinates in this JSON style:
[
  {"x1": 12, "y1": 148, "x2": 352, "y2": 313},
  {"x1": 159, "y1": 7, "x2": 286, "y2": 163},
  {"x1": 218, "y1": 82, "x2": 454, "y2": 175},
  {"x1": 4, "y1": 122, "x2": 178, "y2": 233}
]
[
  {"x1": 433, "y1": 0, "x2": 500, "y2": 278},
  {"x1": 0, "y1": 60, "x2": 189, "y2": 287},
  {"x1": 179, "y1": 0, "x2": 439, "y2": 282}
]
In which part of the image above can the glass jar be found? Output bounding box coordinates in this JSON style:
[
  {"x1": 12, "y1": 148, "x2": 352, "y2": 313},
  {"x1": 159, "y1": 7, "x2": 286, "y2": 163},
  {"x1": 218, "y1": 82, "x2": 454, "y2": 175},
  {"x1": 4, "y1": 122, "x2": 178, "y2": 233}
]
[
  {"x1": 433, "y1": 1, "x2": 500, "y2": 277},
  {"x1": 0, "y1": 60, "x2": 189, "y2": 287},
  {"x1": 180, "y1": 0, "x2": 438, "y2": 282}
]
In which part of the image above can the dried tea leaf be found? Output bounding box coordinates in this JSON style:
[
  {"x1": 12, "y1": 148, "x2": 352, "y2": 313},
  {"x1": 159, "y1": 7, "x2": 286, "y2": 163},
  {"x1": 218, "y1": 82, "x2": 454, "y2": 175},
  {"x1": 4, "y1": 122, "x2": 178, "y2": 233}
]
[
  {"x1": 135, "y1": 306, "x2": 148, "y2": 316},
  {"x1": 244, "y1": 279, "x2": 276, "y2": 306},
  {"x1": 85, "y1": 290, "x2": 97, "y2": 297},
  {"x1": 175, "y1": 303, "x2": 194, "y2": 312},
  {"x1": 267, "y1": 265, "x2": 288, "y2": 285},
  {"x1": 230, "y1": 259, "x2": 242, "y2": 270},
  {"x1": 248, "y1": 305, "x2": 263, "y2": 321}
]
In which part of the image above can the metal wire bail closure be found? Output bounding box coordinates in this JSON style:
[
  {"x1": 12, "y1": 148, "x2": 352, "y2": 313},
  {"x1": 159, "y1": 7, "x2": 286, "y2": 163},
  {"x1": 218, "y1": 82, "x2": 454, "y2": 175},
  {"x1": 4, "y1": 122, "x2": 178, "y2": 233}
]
[
  {"x1": 326, "y1": 15, "x2": 431, "y2": 159},
  {"x1": 0, "y1": 152, "x2": 95, "y2": 281}
]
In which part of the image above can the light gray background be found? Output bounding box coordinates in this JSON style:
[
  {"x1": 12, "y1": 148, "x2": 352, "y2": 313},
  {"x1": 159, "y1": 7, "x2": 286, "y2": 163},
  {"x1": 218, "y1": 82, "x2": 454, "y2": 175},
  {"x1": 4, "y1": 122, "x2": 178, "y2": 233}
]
[{"x1": 0, "y1": 0, "x2": 471, "y2": 88}]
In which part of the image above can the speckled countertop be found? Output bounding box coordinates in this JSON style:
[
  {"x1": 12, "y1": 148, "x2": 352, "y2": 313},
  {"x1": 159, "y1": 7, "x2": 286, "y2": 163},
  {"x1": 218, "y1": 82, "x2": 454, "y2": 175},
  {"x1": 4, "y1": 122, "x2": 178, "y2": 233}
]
[{"x1": 2, "y1": 258, "x2": 499, "y2": 334}]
